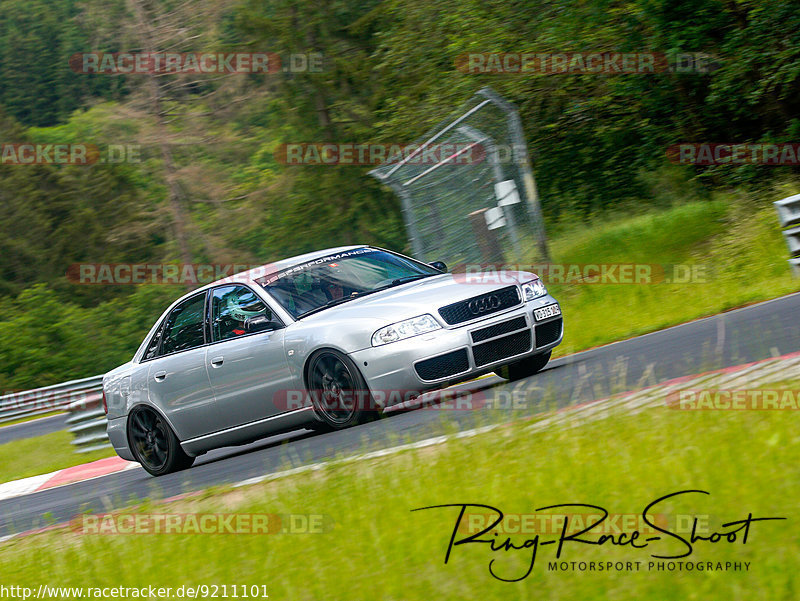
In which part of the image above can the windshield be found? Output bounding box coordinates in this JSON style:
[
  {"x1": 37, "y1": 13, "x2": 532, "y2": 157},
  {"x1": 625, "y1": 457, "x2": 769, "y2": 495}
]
[{"x1": 258, "y1": 248, "x2": 440, "y2": 319}]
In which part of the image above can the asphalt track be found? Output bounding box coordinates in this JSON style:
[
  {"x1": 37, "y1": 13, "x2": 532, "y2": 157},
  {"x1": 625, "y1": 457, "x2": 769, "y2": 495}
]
[
  {"x1": 0, "y1": 413, "x2": 69, "y2": 446},
  {"x1": 1, "y1": 292, "x2": 799, "y2": 537}
]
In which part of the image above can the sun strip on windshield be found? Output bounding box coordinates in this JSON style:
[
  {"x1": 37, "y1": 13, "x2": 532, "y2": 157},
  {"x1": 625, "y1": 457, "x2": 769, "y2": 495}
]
[{"x1": 256, "y1": 247, "x2": 375, "y2": 286}]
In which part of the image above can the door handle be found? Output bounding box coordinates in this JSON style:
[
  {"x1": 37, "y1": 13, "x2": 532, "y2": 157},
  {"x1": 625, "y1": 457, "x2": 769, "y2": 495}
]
[
  {"x1": 210, "y1": 357, "x2": 224, "y2": 368},
  {"x1": 153, "y1": 371, "x2": 167, "y2": 382}
]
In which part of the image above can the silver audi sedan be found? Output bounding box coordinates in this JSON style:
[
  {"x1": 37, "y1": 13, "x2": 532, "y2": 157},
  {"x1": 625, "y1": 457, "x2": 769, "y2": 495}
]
[{"x1": 103, "y1": 246, "x2": 563, "y2": 475}]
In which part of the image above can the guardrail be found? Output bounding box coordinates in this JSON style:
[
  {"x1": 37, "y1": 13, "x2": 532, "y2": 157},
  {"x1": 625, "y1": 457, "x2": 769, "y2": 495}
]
[
  {"x1": 66, "y1": 390, "x2": 111, "y2": 454},
  {"x1": 775, "y1": 194, "x2": 800, "y2": 276},
  {"x1": 0, "y1": 374, "x2": 109, "y2": 454},
  {"x1": 0, "y1": 375, "x2": 104, "y2": 425}
]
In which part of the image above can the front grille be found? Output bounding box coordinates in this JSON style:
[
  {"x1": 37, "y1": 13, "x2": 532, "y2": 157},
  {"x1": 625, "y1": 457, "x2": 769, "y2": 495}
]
[
  {"x1": 472, "y1": 330, "x2": 532, "y2": 367},
  {"x1": 415, "y1": 349, "x2": 470, "y2": 381},
  {"x1": 438, "y1": 286, "x2": 521, "y2": 325},
  {"x1": 535, "y1": 317, "x2": 563, "y2": 347},
  {"x1": 471, "y1": 316, "x2": 527, "y2": 343}
]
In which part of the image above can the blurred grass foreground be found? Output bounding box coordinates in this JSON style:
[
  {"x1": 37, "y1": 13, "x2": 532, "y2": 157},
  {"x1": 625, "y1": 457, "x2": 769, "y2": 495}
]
[{"x1": 2, "y1": 368, "x2": 797, "y2": 601}]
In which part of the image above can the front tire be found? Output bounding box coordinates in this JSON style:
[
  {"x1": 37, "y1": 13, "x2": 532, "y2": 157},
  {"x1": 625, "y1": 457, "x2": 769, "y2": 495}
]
[
  {"x1": 496, "y1": 350, "x2": 552, "y2": 381},
  {"x1": 128, "y1": 406, "x2": 195, "y2": 476},
  {"x1": 306, "y1": 349, "x2": 377, "y2": 430}
]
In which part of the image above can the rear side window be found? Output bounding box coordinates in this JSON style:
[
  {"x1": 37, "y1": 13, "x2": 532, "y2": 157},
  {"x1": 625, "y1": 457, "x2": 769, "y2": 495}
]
[
  {"x1": 143, "y1": 323, "x2": 164, "y2": 361},
  {"x1": 161, "y1": 293, "x2": 207, "y2": 355}
]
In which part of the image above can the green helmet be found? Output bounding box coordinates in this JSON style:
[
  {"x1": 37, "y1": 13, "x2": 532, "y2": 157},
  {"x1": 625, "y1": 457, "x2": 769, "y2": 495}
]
[{"x1": 225, "y1": 291, "x2": 265, "y2": 321}]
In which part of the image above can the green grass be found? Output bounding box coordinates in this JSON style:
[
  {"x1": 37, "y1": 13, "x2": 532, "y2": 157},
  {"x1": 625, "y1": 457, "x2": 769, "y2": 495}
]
[
  {"x1": 545, "y1": 197, "x2": 800, "y2": 355},
  {"x1": 1, "y1": 399, "x2": 797, "y2": 600},
  {"x1": 0, "y1": 430, "x2": 113, "y2": 482}
]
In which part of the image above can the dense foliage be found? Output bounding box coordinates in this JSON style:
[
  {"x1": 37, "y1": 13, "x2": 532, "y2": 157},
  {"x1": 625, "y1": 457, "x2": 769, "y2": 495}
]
[{"x1": 0, "y1": 0, "x2": 798, "y2": 387}]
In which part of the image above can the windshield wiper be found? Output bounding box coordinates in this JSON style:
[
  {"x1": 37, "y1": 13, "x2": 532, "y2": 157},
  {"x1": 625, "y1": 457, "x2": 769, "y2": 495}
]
[
  {"x1": 388, "y1": 274, "x2": 434, "y2": 287},
  {"x1": 296, "y1": 296, "x2": 358, "y2": 319},
  {"x1": 296, "y1": 289, "x2": 384, "y2": 319},
  {"x1": 368, "y1": 274, "x2": 436, "y2": 295},
  {"x1": 295, "y1": 274, "x2": 436, "y2": 319}
]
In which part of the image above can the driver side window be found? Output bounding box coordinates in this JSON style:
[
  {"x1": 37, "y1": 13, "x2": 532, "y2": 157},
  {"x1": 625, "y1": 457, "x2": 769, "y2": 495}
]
[{"x1": 211, "y1": 285, "x2": 272, "y2": 342}]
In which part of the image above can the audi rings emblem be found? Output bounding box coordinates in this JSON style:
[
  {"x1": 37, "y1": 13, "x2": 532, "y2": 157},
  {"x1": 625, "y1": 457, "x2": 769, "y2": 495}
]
[{"x1": 468, "y1": 294, "x2": 501, "y2": 315}]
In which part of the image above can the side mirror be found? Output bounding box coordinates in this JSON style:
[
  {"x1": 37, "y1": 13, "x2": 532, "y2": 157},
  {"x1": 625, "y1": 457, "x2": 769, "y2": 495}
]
[
  {"x1": 429, "y1": 260, "x2": 447, "y2": 272},
  {"x1": 245, "y1": 315, "x2": 284, "y2": 333}
]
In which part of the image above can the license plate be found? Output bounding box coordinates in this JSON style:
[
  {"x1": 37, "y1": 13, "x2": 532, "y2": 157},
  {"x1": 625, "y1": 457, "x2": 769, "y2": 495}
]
[{"x1": 534, "y1": 304, "x2": 561, "y2": 321}]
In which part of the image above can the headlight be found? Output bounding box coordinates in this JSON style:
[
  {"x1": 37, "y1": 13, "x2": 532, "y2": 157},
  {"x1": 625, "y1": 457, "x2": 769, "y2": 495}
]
[
  {"x1": 521, "y1": 279, "x2": 547, "y2": 301},
  {"x1": 371, "y1": 314, "x2": 441, "y2": 346}
]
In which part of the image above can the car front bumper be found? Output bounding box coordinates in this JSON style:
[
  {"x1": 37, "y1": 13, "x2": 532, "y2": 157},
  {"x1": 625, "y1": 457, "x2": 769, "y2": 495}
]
[{"x1": 350, "y1": 294, "x2": 563, "y2": 406}]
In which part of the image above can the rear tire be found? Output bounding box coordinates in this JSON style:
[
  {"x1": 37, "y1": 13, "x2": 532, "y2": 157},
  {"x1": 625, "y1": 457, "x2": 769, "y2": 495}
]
[
  {"x1": 306, "y1": 349, "x2": 378, "y2": 430},
  {"x1": 496, "y1": 350, "x2": 551, "y2": 381},
  {"x1": 128, "y1": 406, "x2": 195, "y2": 476}
]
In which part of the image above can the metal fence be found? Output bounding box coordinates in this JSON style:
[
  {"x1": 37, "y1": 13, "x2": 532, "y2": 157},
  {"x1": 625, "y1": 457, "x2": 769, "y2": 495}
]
[
  {"x1": 0, "y1": 374, "x2": 103, "y2": 425},
  {"x1": 66, "y1": 389, "x2": 111, "y2": 454},
  {"x1": 370, "y1": 87, "x2": 549, "y2": 266},
  {"x1": 0, "y1": 374, "x2": 109, "y2": 454},
  {"x1": 775, "y1": 194, "x2": 800, "y2": 276}
]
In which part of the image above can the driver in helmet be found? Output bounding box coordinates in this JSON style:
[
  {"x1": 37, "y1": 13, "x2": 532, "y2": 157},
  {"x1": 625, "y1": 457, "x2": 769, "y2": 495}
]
[
  {"x1": 225, "y1": 291, "x2": 267, "y2": 337},
  {"x1": 321, "y1": 263, "x2": 347, "y2": 300}
]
